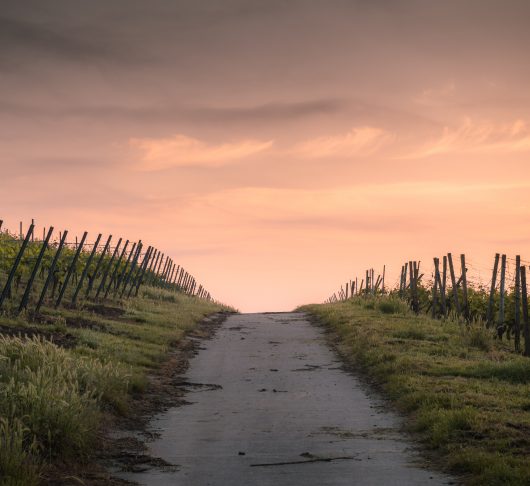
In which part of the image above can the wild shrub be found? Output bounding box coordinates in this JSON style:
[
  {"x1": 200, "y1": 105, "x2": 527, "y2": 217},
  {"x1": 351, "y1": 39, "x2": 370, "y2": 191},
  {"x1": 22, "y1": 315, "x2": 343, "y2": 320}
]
[
  {"x1": 415, "y1": 407, "x2": 478, "y2": 447},
  {"x1": 393, "y1": 328, "x2": 427, "y2": 340},
  {"x1": 378, "y1": 298, "x2": 408, "y2": 315},
  {"x1": 462, "y1": 323, "x2": 494, "y2": 351},
  {"x1": 0, "y1": 417, "x2": 39, "y2": 486},
  {"x1": 0, "y1": 336, "x2": 131, "y2": 479}
]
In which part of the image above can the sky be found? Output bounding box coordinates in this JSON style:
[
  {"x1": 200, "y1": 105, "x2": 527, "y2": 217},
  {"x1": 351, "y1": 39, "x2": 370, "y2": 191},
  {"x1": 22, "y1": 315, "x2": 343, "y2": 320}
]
[{"x1": 1, "y1": 0, "x2": 530, "y2": 311}]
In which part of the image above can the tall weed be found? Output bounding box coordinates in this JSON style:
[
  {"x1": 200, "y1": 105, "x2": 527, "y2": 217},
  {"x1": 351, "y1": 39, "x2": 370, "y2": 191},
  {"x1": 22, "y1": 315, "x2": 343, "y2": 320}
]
[{"x1": 0, "y1": 336, "x2": 131, "y2": 481}]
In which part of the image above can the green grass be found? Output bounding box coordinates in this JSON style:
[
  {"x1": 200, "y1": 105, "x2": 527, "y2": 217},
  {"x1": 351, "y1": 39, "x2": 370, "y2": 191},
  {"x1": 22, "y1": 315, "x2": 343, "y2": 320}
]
[
  {"x1": 0, "y1": 286, "x2": 228, "y2": 485},
  {"x1": 300, "y1": 296, "x2": 530, "y2": 486}
]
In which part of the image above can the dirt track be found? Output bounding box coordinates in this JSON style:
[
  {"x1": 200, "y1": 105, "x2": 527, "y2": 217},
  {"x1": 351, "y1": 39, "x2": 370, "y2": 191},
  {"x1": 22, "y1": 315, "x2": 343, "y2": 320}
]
[{"x1": 118, "y1": 312, "x2": 456, "y2": 485}]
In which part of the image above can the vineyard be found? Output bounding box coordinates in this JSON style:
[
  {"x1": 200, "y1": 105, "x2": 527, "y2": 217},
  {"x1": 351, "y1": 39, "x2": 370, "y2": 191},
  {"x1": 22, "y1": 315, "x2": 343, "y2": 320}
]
[
  {"x1": 310, "y1": 252, "x2": 530, "y2": 484},
  {"x1": 0, "y1": 218, "x2": 228, "y2": 486},
  {"x1": 0, "y1": 219, "x2": 214, "y2": 316},
  {"x1": 326, "y1": 253, "x2": 530, "y2": 356}
]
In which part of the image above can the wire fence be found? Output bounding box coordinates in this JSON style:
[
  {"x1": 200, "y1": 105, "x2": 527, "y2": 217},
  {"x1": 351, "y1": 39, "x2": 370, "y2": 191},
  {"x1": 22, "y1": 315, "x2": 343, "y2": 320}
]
[
  {"x1": 325, "y1": 252, "x2": 530, "y2": 357},
  {"x1": 0, "y1": 219, "x2": 215, "y2": 317}
]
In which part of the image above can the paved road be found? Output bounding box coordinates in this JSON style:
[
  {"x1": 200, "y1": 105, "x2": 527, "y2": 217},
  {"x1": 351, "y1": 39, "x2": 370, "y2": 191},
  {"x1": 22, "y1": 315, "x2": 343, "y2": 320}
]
[{"x1": 121, "y1": 313, "x2": 455, "y2": 485}]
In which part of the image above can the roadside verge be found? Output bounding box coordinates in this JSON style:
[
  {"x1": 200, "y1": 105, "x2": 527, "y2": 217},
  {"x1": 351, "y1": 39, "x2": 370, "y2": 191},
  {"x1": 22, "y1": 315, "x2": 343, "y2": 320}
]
[
  {"x1": 0, "y1": 287, "x2": 232, "y2": 485},
  {"x1": 299, "y1": 297, "x2": 530, "y2": 486}
]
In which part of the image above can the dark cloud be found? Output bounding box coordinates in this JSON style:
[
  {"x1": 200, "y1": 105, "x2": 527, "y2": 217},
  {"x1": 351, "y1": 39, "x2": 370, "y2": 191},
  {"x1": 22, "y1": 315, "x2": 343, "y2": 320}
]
[
  {"x1": 0, "y1": 98, "x2": 346, "y2": 124},
  {"x1": 0, "y1": 97, "x2": 439, "y2": 133},
  {"x1": 185, "y1": 99, "x2": 345, "y2": 123},
  {"x1": 0, "y1": 156, "x2": 115, "y2": 180},
  {"x1": 0, "y1": 15, "x2": 107, "y2": 60},
  {"x1": 0, "y1": 13, "x2": 150, "y2": 68}
]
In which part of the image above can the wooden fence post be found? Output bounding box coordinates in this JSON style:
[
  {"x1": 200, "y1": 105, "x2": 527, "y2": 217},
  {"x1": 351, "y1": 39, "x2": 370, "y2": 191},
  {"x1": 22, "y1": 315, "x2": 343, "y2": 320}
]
[
  {"x1": 120, "y1": 242, "x2": 142, "y2": 298},
  {"x1": 431, "y1": 259, "x2": 438, "y2": 318},
  {"x1": 148, "y1": 250, "x2": 161, "y2": 284},
  {"x1": 408, "y1": 261, "x2": 414, "y2": 306},
  {"x1": 18, "y1": 226, "x2": 53, "y2": 313},
  {"x1": 156, "y1": 253, "x2": 165, "y2": 280},
  {"x1": 72, "y1": 233, "x2": 102, "y2": 304},
  {"x1": 86, "y1": 234, "x2": 112, "y2": 297},
  {"x1": 127, "y1": 246, "x2": 152, "y2": 298},
  {"x1": 0, "y1": 224, "x2": 34, "y2": 309},
  {"x1": 447, "y1": 253, "x2": 461, "y2": 316},
  {"x1": 442, "y1": 256, "x2": 447, "y2": 296},
  {"x1": 134, "y1": 247, "x2": 156, "y2": 297},
  {"x1": 436, "y1": 258, "x2": 446, "y2": 317},
  {"x1": 177, "y1": 267, "x2": 184, "y2": 287},
  {"x1": 486, "y1": 253, "x2": 500, "y2": 327},
  {"x1": 95, "y1": 238, "x2": 122, "y2": 299},
  {"x1": 168, "y1": 263, "x2": 176, "y2": 288},
  {"x1": 104, "y1": 240, "x2": 129, "y2": 299},
  {"x1": 460, "y1": 254, "x2": 469, "y2": 321},
  {"x1": 114, "y1": 242, "x2": 137, "y2": 295},
  {"x1": 514, "y1": 255, "x2": 521, "y2": 352},
  {"x1": 126, "y1": 245, "x2": 150, "y2": 297},
  {"x1": 55, "y1": 231, "x2": 87, "y2": 308},
  {"x1": 435, "y1": 258, "x2": 447, "y2": 317},
  {"x1": 35, "y1": 230, "x2": 67, "y2": 314},
  {"x1": 520, "y1": 266, "x2": 530, "y2": 357},
  {"x1": 413, "y1": 261, "x2": 420, "y2": 313},
  {"x1": 404, "y1": 262, "x2": 409, "y2": 297},
  {"x1": 498, "y1": 254, "x2": 507, "y2": 338}
]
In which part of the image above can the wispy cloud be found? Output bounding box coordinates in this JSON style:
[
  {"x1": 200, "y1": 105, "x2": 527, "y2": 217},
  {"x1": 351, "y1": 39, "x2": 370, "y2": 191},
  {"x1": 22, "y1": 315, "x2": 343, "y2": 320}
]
[
  {"x1": 0, "y1": 98, "x2": 344, "y2": 124},
  {"x1": 402, "y1": 118, "x2": 530, "y2": 158},
  {"x1": 290, "y1": 126, "x2": 393, "y2": 158},
  {"x1": 413, "y1": 80, "x2": 456, "y2": 106},
  {"x1": 130, "y1": 133, "x2": 274, "y2": 170},
  {"x1": 0, "y1": 15, "x2": 139, "y2": 64}
]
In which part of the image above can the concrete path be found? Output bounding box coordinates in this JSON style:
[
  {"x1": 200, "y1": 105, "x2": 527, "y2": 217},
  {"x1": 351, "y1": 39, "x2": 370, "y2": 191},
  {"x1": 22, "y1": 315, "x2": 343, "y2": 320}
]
[{"x1": 121, "y1": 313, "x2": 455, "y2": 485}]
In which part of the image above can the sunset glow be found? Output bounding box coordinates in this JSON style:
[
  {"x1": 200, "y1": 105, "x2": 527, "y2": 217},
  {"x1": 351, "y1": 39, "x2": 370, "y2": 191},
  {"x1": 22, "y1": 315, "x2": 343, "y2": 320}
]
[{"x1": 2, "y1": 1, "x2": 530, "y2": 311}]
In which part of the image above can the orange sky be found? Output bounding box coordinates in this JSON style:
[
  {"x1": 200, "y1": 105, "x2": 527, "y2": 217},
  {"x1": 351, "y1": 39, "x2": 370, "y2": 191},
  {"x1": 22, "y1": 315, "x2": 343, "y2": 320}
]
[{"x1": 1, "y1": 1, "x2": 530, "y2": 311}]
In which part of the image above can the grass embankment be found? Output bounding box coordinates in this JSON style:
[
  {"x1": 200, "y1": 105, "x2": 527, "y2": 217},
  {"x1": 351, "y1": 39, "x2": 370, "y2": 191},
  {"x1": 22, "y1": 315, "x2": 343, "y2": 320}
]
[
  {"x1": 300, "y1": 297, "x2": 530, "y2": 486},
  {"x1": 0, "y1": 287, "x2": 228, "y2": 485}
]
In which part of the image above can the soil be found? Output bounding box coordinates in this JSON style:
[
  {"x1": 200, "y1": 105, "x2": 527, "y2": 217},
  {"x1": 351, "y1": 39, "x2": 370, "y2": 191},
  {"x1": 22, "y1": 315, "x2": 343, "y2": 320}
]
[
  {"x1": 0, "y1": 324, "x2": 77, "y2": 348},
  {"x1": 39, "y1": 311, "x2": 232, "y2": 485},
  {"x1": 86, "y1": 304, "x2": 126, "y2": 319}
]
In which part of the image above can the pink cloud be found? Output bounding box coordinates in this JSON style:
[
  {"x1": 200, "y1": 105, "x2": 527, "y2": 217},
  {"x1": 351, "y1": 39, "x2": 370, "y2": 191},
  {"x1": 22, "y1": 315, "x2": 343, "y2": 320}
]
[
  {"x1": 130, "y1": 133, "x2": 274, "y2": 170},
  {"x1": 290, "y1": 126, "x2": 393, "y2": 158},
  {"x1": 403, "y1": 118, "x2": 530, "y2": 158}
]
